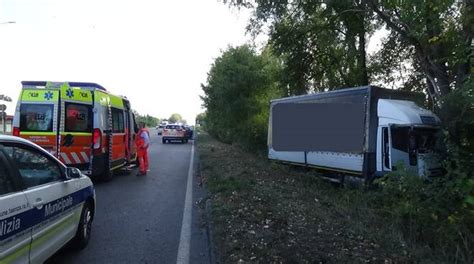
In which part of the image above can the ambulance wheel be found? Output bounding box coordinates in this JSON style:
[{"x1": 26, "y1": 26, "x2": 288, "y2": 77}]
[{"x1": 72, "y1": 202, "x2": 93, "y2": 250}]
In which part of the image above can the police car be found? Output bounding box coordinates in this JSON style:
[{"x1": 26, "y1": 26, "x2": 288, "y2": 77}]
[{"x1": 0, "y1": 135, "x2": 95, "y2": 263}]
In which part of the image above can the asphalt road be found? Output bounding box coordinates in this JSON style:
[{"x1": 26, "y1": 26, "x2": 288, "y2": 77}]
[{"x1": 47, "y1": 131, "x2": 211, "y2": 264}]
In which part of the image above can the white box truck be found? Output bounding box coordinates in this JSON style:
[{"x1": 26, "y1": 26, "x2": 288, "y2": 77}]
[{"x1": 268, "y1": 86, "x2": 443, "y2": 182}]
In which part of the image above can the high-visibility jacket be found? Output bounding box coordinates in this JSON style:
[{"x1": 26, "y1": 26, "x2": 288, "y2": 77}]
[{"x1": 136, "y1": 128, "x2": 150, "y2": 150}]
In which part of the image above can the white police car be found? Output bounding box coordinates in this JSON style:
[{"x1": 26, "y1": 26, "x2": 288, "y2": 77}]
[{"x1": 0, "y1": 135, "x2": 95, "y2": 263}]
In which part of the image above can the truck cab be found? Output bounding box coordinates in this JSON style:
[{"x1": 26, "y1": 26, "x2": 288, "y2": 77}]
[{"x1": 377, "y1": 99, "x2": 442, "y2": 177}]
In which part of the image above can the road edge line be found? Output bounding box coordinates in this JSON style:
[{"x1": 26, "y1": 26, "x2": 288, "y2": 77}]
[{"x1": 176, "y1": 142, "x2": 195, "y2": 264}]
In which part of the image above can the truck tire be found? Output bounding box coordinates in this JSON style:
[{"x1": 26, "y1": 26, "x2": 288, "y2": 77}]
[
  {"x1": 72, "y1": 202, "x2": 93, "y2": 250},
  {"x1": 162, "y1": 138, "x2": 166, "y2": 144}
]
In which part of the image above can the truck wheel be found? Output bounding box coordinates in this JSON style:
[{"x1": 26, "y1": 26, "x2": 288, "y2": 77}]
[
  {"x1": 162, "y1": 138, "x2": 166, "y2": 144},
  {"x1": 72, "y1": 202, "x2": 93, "y2": 250},
  {"x1": 184, "y1": 139, "x2": 188, "y2": 143}
]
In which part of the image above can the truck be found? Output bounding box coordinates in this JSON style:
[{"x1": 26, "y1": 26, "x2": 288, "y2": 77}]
[
  {"x1": 268, "y1": 85, "x2": 443, "y2": 183},
  {"x1": 12, "y1": 81, "x2": 139, "y2": 181}
]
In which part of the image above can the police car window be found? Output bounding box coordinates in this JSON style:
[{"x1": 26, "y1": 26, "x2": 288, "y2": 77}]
[
  {"x1": 112, "y1": 108, "x2": 124, "y2": 133},
  {"x1": 65, "y1": 103, "x2": 92, "y2": 133},
  {"x1": 19, "y1": 104, "x2": 54, "y2": 132},
  {"x1": 2, "y1": 145, "x2": 62, "y2": 188},
  {"x1": 0, "y1": 158, "x2": 14, "y2": 195}
]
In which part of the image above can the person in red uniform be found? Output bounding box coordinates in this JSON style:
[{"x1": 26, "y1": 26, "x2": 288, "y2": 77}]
[{"x1": 136, "y1": 122, "x2": 150, "y2": 176}]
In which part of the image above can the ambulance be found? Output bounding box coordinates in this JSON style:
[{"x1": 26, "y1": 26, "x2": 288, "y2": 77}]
[{"x1": 12, "y1": 81, "x2": 138, "y2": 181}]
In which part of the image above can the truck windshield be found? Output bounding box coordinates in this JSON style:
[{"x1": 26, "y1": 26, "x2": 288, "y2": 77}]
[{"x1": 411, "y1": 128, "x2": 438, "y2": 153}]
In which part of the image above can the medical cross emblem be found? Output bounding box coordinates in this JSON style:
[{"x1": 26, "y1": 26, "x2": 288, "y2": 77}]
[
  {"x1": 44, "y1": 91, "x2": 54, "y2": 100},
  {"x1": 66, "y1": 88, "x2": 74, "y2": 98}
]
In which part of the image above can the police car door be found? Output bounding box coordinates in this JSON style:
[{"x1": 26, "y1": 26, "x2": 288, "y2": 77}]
[
  {"x1": 0, "y1": 146, "x2": 31, "y2": 264},
  {"x1": 2, "y1": 143, "x2": 81, "y2": 263}
]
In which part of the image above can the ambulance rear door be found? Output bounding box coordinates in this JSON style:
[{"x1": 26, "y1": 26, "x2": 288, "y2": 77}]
[
  {"x1": 16, "y1": 88, "x2": 60, "y2": 156},
  {"x1": 109, "y1": 95, "x2": 127, "y2": 170},
  {"x1": 59, "y1": 84, "x2": 93, "y2": 172},
  {"x1": 123, "y1": 99, "x2": 137, "y2": 164}
]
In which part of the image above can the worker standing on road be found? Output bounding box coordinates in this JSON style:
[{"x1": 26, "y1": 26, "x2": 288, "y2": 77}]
[{"x1": 136, "y1": 122, "x2": 150, "y2": 176}]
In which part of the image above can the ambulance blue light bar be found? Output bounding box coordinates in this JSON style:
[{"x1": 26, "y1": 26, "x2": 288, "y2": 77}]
[{"x1": 21, "y1": 81, "x2": 107, "y2": 91}]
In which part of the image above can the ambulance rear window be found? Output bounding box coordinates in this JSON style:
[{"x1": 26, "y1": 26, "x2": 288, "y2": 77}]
[
  {"x1": 65, "y1": 103, "x2": 92, "y2": 133},
  {"x1": 20, "y1": 104, "x2": 54, "y2": 132}
]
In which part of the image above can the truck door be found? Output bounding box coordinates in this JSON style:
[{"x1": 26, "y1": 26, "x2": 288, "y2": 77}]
[
  {"x1": 59, "y1": 86, "x2": 93, "y2": 172},
  {"x1": 389, "y1": 125, "x2": 418, "y2": 172},
  {"x1": 16, "y1": 89, "x2": 59, "y2": 157},
  {"x1": 381, "y1": 127, "x2": 391, "y2": 172}
]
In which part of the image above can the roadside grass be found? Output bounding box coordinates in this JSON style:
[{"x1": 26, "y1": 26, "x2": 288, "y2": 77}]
[{"x1": 197, "y1": 132, "x2": 446, "y2": 263}]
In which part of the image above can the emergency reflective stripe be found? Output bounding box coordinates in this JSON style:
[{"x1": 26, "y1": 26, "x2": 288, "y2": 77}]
[
  {"x1": 59, "y1": 151, "x2": 90, "y2": 164},
  {"x1": 19, "y1": 131, "x2": 56, "y2": 136},
  {"x1": 21, "y1": 89, "x2": 59, "y2": 102},
  {"x1": 60, "y1": 83, "x2": 93, "y2": 104}
]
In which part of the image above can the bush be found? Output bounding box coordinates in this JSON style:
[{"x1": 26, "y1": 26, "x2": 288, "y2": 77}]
[{"x1": 372, "y1": 164, "x2": 474, "y2": 262}]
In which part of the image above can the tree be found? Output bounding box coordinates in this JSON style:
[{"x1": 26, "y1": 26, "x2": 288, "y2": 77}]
[
  {"x1": 367, "y1": 0, "x2": 473, "y2": 105},
  {"x1": 168, "y1": 113, "x2": 183, "y2": 123},
  {"x1": 195, "y1": 112, "x2": 207, "y2": 127},
  {"x1": 226, "y1": 0, "x2": 375, "y2": 94},
  {"x1": 201, "y1": 45, "x2": 283, "y2": 149},
  {"x1": 133, "y1": 110, "x2": 160, "y2": 127}
]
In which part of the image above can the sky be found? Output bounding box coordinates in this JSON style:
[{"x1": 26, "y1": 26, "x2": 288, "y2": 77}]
[{"x1": 0, "y1": 0, "x2": 254, "y2": 123}]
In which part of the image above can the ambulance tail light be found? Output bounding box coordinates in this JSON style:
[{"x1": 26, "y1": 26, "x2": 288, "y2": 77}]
[
  {"x1": 13, "y1": 127, "x2": 20, "y2": 137},
  {"x1": 93, "y1": 128, "x2": 101, "y2": 149}
]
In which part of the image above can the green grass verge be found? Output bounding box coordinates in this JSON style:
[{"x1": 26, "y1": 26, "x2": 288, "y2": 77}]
[{"x1": 197, "y1": 132, "x2": 459, "y2": 263}]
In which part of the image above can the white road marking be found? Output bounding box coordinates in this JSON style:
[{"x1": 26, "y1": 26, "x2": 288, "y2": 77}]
[{"x1": 176, "y1": 142, "x2": 195, "y2": 264}]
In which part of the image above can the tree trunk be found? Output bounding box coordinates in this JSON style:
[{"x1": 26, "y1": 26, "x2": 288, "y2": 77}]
[{"x1": 358, "y1": 26, "x2": 369, "y2": 85}]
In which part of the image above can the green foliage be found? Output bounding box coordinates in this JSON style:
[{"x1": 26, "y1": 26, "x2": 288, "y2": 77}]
[
  {"x1": 372, "y1": 166, "x2": 474, "y2": 262},
  {"x1": 133, "y1": 110, "x2": 160, "y2": 127},
  {"x1": 195, "y1": 112, "x2": 207, "y2": 127},
  {"x1": 168, "y1": 113, "x2": 183, "y2": 124},
  {"x1": 201, "y1": 45, "x2": 283, "y2": 150},
  {"x1": 249, "y1": 0, "x2": 373, "y2": 94}
]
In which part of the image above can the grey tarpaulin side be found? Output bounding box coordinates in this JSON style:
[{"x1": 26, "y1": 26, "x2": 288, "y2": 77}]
[{"x1": 270, "y1": 85, "x2": 425, "y2": 181}]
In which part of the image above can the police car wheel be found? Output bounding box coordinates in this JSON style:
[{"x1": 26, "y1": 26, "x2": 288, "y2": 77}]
[{"x1": 73, "y1": 203, "x2": 93, "y2": 250}]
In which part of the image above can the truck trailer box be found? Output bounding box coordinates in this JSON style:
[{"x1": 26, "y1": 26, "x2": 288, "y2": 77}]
[{"x1": 268, "y1": 85, "x2": 441, "y2": 181}]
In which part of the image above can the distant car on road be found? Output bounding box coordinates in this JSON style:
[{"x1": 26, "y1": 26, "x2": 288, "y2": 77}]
[
  {"x1": 162, "y1": 124, "x2": 188, "y2": 144},
  {"x1": 156, "y1": 124, "x2": 166, "y2": 135},
  {"x1": 184, "y1": 125, "x2": 194, "y2": 140},
  {"x1": 0, "y1": 135, "x2": 96, "y2": 263}
]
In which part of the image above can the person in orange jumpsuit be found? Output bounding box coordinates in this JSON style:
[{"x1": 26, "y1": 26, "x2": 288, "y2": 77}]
[{"x1": 136, "y1": 122, "x2": 150, "y2": 176}]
